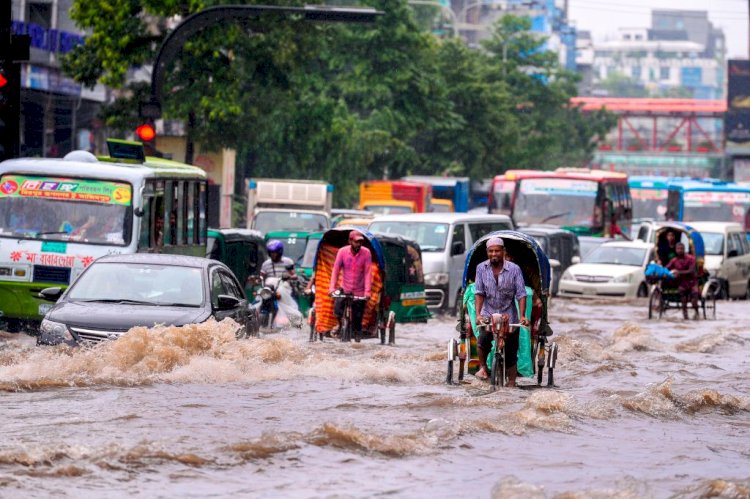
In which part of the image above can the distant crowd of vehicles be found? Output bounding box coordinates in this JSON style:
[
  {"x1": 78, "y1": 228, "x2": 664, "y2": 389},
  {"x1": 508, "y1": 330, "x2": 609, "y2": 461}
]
[{"x1": 2, "y1": 140, "x2": 750, "y2": 343}]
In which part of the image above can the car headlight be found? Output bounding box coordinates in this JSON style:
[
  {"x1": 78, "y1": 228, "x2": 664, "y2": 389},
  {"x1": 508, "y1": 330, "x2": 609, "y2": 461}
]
[
  {"x1": 259, "y1": 287, "x2": 273, "y2": 300},
  {"x1": 561, "y1": 270, "x2": 574, "y2": 282},
  {"x1": 611, "y1": 274, "x2": 631, "y2": 283},
  {"x1": 40, "y1": 319, "x2": 73, "y2": 341},
  {"x1": 424, "y1": 272, "x2": 449, "y2": 286}
]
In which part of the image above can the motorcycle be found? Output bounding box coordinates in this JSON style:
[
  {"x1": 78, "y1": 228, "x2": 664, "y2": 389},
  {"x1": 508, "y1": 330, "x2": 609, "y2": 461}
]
[{"x1": 255, "y1": 272, "x2": 305, "y2": 330}]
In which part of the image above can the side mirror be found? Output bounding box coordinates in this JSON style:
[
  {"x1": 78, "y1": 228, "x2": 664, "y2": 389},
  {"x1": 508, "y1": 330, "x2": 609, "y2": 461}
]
[
  {"x1": 571, "y1": 256, "x2": 581, "y2": 264},
  {"x1": 549, "y1": 258, "x2": 561, "y2": 269},
  {"x1": 216, "y1": 294, "x2": 240, "y2": 310},
  {"x1": 451, "y1": 241, "x2": 465, "y2": 256},
  {"x1": 133, "y1": 207, "x2": 144, "y2": 217},
  {"x1": 39, "y1": 287, "x2": 63, "y2": 301}
]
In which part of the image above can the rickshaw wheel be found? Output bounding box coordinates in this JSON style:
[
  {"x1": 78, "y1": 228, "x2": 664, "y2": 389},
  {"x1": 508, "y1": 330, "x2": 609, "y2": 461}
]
[
  {"x1": 379, "y1": 327, "x2": 386, "y2": 344},
  {"x1": 709, "y1": 293, "x2": 717, "y2": 319},
  {"x1": 648, "y1": 287, "x2": 662, "y2": 320},
  {"x1": 388, "y1": 323, "x2": 395, "y2": 345}
]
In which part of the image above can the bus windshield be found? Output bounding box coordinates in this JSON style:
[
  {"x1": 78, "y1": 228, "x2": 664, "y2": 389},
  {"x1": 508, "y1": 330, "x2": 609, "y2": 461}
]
[
  {"x1": 514, "y1": 178, "x2": 597, "y2": 227},
  {"x1": 0, "y1": 175, "x2": 131, "y2": 245},
  {"x1": 254, "y1": 211, "x2": 329, "y2": 233},
  {"x1": 631, "y1": 188, "x2": 668, "y2": 220},
  {"x1": 490, "y1": 179, "x2": 515, "y2": 214},
  {"x1": 681, "y1": 191, "x2": 750, "y2": 225}
]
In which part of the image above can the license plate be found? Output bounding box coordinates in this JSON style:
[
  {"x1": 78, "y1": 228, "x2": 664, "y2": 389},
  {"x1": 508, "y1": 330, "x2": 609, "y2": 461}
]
[
  {"x1": 38, "y1": 303, "x2": 53, "y2": 316},
  {"x1": 582, "y1": 287, "x2": 596, "y2": 295}
]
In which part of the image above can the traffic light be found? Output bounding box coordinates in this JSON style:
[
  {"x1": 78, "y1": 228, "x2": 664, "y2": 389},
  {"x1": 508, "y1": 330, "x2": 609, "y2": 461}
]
[{"x1": 135, "y1": 122, "x2": 157, "y2": 143}]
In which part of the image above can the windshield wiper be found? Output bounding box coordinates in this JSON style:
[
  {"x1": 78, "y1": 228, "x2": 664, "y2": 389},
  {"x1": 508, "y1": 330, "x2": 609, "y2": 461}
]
[
  {"x1": 76, "y1": 299, "x2": 156, "y2": 305},
  {"x1": 35, "y1": 231, "x2": 70, "y2": 236},
  {"x1": 540, "y1": 212, "x2": 572, "y2": 224}
]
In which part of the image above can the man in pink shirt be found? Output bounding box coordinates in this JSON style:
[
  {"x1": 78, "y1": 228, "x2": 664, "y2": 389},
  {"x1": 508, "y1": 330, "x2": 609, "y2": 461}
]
[{"x1": 329, "y1": 230, "x2": 372, "y2": 341}]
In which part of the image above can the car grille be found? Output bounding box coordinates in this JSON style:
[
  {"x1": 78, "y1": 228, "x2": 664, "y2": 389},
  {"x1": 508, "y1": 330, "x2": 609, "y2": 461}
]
[
  {"x1": 425, "y1": 289, "x2": 444, "y2": 308},
  {"x1": 33, "y1": 265, "x2": 71, "y2": 285},
  {"x1": 574, "y1": 275, "x2": 611, "y2": 283},
  {"x1": 69, "y1": 326, "x2": 126, "y2": 345}
]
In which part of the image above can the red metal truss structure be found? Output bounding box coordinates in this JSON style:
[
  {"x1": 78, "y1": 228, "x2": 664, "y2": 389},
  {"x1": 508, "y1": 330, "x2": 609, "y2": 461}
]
[{"x1": 570, "y1": 97, "x2": 726, "y2": 154}]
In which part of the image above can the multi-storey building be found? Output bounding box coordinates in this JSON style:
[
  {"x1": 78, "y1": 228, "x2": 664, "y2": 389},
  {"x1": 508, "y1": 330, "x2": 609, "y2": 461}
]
[
  {"x1": 588, "y1": 10, "x2": 725, "y2": 99},
  {"x1": 10, "y1": 0, "x2": 108, "y2": 157}
]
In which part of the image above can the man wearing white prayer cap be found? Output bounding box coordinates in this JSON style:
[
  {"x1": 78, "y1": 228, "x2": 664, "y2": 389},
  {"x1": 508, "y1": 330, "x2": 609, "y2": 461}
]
[{"x1": 473, "y1": 235, "x2": 528, "y2": 386}]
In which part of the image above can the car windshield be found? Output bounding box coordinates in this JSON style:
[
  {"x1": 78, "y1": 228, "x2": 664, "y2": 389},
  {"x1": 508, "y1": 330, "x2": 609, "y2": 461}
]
[
  {"x1": 365, "y1": 205, "x2": 414, "y2": 215},
  {"x1": 0, "y1": 195, "x2": 129, "y2": 245},
  {"x1": 68, "y1": 262, "x2": 204, "y2": 306},
  {"x1": 579, "y1": 238, "x2": 612, "y2": 261},
  {"x1": 585, "y1": 246, "x2": 647, "y2": 266},
  {"x1": 254, "y1": 212, "x2": 328, "y2": 233},
  {"x1": 514, "y1": 178, "x2": 597, "y2": 227},
  {"x1": 369, "y1": 221, "x2": 449, "y2": 252},
  {"x1": 701, "y1": 232, "x2": 724, "y2": 255},
  {"x1": 631, "y1": 188, "x2": 668, "y2": 220}
]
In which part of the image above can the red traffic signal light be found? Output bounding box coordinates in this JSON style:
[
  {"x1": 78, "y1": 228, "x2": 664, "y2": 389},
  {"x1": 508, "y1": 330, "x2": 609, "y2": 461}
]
[
  {"x1": 0, "y1": 74, "x2": 7, "y2": 88},
  {"x1": 135, "y1": 123, "x2": 156, "y2": 142}
]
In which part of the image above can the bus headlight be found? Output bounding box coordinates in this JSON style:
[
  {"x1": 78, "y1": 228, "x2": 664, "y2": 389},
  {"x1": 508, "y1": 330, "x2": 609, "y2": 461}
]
[
  {"x1": 0, "y1": 267, "x2": 10, "y2": 276},
  {"x1": 424, "y1": 273, "x2": 449, "y2": 286},
  {"x1": 40, "y1": 319, "x2": 73, "y2": 341}
]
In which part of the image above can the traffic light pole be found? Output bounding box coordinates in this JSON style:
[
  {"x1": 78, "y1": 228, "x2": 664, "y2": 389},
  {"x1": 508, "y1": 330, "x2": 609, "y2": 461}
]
[
  {"x1": 0, "y1": 4, "x2": 29, "y2": 160},
  {"x1": 141, "y1": 4, "x2": 382, "y2": 162}
]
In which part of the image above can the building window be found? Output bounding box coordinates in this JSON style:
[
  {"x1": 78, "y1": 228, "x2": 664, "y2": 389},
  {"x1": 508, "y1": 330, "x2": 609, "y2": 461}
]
[
  {"x1": 631, "y1": 66, "x2": 642, "y2": 80},
  {"x1": 660, "y1": 67, "x2": 670, "y2": 80},
  {"x1": 635, "y1": 34, "x2": 643, "y2": 40},
  {"x1": 27, "y1": 2, "x2": 52, "y2": 29},
  {"x1": 623, "y1": 34, "x2": 631, "y2": 40}
]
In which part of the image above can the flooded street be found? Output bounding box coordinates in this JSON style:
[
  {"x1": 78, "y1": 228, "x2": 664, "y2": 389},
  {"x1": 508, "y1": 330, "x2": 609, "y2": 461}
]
[{"x1": 1, "y1": 299, "x2": 750, "y2": 498}]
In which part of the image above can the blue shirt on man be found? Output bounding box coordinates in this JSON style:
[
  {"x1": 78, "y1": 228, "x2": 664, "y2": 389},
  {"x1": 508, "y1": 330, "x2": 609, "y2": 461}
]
[{"x1": 474, "y1": 259, "x2": 527, "y2": 324}]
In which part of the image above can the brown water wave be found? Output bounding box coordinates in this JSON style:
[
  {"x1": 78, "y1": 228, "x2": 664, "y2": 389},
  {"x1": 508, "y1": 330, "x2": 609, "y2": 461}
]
[
  {"x1": 621, "y1": 378, "x2": 750, "y2": 418},
  {"x1": 0, "y1": 319, "x2": 437, "y2": 391}
]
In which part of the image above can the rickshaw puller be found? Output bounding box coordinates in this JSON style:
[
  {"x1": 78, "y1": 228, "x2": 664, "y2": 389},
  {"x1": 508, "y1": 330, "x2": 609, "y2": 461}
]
[
  {"x1": 666, "y1": 242, "x2": 700, "y2": 320},
  {"x1": 329, "y1": 230, "x2": 372, "y2": 339},
  {"x1": 474, "y1": 237, "x2": 529, "y2": 386}
]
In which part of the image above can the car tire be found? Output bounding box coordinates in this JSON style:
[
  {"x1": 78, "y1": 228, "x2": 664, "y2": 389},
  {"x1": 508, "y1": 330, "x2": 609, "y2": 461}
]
[{"x1": 637, "y1": 282, "x2": 648, "y2": 298}]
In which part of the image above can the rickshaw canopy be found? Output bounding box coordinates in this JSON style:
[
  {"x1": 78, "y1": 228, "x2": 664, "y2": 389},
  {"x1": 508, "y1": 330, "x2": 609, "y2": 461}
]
[
  {"x1": 653, "y1": 222, "x2": 705, "y2": 258},
  {"x1": 462, "y1": 230, "x2": 551, "y2": 295}
]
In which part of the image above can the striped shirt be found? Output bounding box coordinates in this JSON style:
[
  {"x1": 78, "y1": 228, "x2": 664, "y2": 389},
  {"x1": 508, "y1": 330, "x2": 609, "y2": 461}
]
[{"x1": 474, "y1": 259, "x2": 527, "y2": 323}]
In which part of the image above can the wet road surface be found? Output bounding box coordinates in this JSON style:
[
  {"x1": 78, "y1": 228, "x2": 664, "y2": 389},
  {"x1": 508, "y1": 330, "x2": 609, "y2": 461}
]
[{"x1": 1, "y1": 298, "x2": 749, "y2": 497}]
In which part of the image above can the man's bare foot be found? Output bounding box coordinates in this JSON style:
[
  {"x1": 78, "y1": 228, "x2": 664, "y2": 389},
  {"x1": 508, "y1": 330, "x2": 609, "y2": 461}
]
[{"x1": 475, "y1": 367, "x2": 489, "y2": 380}]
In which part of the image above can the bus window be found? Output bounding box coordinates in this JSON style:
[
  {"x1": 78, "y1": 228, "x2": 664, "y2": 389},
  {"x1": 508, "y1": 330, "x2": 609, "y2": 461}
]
[
  {"x1": 165, "y1": 181, "x2": 177, "y2": 246},
  {"x1": 187, "y1": 181, "x2": 196, "y2": 244},
  {"x1": 199, "y1": 182, "x2": 207, "y2": 244},
  {"x1": 177, "y1": 181, "x2": 186, "y2": 245},
  {"x1": 139, "y1": 196, "x2": 151, "y2": 250},
  {"x1": 150, "y1": 181, "x2": 165, "y2": 248}
]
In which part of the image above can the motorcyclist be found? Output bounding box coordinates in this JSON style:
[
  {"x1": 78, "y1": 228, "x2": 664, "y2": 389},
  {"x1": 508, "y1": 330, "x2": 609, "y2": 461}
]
[
  {"x1": 329, "y1": 230, "x2": 372, "y2": 341},
  {"x1": 261, "y1": 240, "x2": 297, "y2": 279}
]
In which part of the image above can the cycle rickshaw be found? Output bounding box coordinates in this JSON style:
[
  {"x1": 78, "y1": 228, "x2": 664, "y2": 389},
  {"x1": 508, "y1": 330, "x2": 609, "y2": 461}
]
[
  {"x1": 646, "y1": 222, "x2": 719, "y2": 320},
  {"x1": 446, "y1": 230, "x2": 558, "y2": 389},
  {"x1": 309, "y1": 227, "x2": 396, "y2": 343}
]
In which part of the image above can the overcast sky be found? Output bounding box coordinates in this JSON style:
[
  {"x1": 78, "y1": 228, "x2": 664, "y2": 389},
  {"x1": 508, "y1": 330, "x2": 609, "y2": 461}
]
[{"x1": 568, "y1": 0, "x2": 749, "y2": 59}]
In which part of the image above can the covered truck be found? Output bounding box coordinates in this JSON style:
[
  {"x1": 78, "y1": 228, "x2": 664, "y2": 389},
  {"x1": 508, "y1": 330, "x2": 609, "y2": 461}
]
[
  {"x1": 359, "y1": 180, "x2": 432, "y2": 214},
  {"x1": 402, "y1": 176, "x2": 470, "y2": 213},
  {"x1": 246, "y1": 179, "x2": 333, "y2": 234}
]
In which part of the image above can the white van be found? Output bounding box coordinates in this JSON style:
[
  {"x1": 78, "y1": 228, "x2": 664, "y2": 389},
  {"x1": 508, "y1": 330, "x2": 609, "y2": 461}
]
[
  {"x1": 687, "y1": 222, "x2": 750, "y2": 299},
  {"x1": 368, "y1": 213, "x2": 514, "y2": 312}
]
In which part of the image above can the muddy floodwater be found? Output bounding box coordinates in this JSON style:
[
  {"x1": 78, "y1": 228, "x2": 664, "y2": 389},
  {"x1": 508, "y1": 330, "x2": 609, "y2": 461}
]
[{"x1": 1, "y1": 298, "x2": 750, "y2": 498}]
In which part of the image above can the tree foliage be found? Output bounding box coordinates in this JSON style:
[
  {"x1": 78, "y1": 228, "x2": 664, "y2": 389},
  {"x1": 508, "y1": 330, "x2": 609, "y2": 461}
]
[{"x1": 63, "y1": 1, "x2": 614, "y2": 208}]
